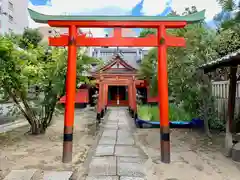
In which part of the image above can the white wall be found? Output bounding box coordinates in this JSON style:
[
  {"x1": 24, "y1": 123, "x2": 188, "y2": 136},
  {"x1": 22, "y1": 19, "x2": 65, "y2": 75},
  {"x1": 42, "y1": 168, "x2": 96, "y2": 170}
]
[{"x1": 0, "y1": 0, "x2": 28, "y2": 35}]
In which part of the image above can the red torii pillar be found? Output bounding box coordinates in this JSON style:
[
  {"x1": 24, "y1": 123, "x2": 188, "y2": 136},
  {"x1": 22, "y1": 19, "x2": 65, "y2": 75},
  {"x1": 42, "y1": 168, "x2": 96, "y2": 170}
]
[
  {"x1": 97, "y1": 80, "x2": 104, "y2": 121},
  {"x1": 62, "y1": 25, "x2": 77, "y2": 163},
  {"x1": 132, "y1": 76, "x2": 137, "y2": 117},
  {"x1": 104, "y1": 84, "x2": 108, "y2": 111},
  {"x1": 158, "y1": 25, "x2": 170, "y2": 163},
  {"x1": 128, "y1": 82, "x2": 133, "y2": 114}
]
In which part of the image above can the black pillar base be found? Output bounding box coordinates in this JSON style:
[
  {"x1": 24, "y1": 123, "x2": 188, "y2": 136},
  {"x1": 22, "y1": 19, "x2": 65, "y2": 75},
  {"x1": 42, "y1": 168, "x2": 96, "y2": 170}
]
[
  {"x1": 96, "y1": 113, "x2": 101, "y2": 123},
  {"x1": 130, "y1": 109, "x2": 133, "y2": 116},
  {"x1": 134, "y1": 113, "x2": 138, "y2": 120},
  {"x1": 101, "y1": 109, "x2": 104, "y2": 118},
  {"x1": 132, "y1": 111, "x2": 135, "y2": 118}
]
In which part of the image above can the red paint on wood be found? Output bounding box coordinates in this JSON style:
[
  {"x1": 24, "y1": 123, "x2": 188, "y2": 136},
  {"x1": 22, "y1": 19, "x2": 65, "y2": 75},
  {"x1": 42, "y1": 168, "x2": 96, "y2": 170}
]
[
  {"x1": 49, "y1": 35, "x2": 185, "y2": 47},
  {"x1": 157, "y1": 25, "x2": 169, "y2": 127},
  {"x1": 59, "y1": 89, "x2": 89, "y2": 104},
  {"x1": 132, "y1": 80, "x2": 137, "y2": 112},
  {"x1": 64, "y1": 25, "x2": 77, "y2": 127},
  {"x1": 48, "y1": 20, "x2": 187, "y2": 28},
  {"x1": 147, "y1": 96, "x2": 158, "y2": 103}
]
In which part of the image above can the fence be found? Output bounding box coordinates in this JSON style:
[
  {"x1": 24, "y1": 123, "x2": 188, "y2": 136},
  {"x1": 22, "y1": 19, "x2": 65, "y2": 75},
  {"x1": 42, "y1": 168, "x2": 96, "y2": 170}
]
[{"x1": 212, "y1": 81, "x2": 240, "y2": 120}]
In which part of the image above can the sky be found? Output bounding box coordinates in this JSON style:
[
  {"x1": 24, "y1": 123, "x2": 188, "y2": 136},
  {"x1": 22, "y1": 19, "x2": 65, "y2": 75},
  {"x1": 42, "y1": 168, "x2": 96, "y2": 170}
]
[{"x1": 28, "y1": 0, "x2": 222, "y2": 37}]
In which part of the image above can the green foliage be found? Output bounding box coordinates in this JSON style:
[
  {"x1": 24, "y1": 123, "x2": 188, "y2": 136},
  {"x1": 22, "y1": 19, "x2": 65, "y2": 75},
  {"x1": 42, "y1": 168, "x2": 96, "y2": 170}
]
[
  {"x1": 137, "y1": 104, "x2": 192, "y2": 122},
  {"x1": 213, "y1": 27, "x2": 240, "y2": 56},
  {"x1": 139, "y1": 29, "x2": 156, "y2": 37},
  {"x1": 20, "y1": 28, "x2": 43, "y2": 48},
  {"x1": 139, "y1": 22, "x2": 218, "y2": 116},
  {"x1": 137, "y1": 105, "x2": 152, "y2": 121},
  {"x1": 138, "y1": 7, "x2": 235, "y2": 131},
  {"x1": 214, "y1": 0, "x2": 240, "y2": 30},
  {"x1": 0, "y1": 35, "x2": 97, "y2": 134}
]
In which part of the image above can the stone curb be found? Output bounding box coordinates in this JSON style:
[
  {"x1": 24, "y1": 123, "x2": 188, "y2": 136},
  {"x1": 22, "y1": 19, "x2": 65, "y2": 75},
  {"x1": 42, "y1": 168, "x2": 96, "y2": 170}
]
[{"x1": 0, "y1": 120, "x2": 28, "y2": 133}]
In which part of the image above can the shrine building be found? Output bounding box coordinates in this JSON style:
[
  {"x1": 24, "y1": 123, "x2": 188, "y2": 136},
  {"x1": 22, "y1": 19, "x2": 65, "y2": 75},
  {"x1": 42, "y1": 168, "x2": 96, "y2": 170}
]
[{"x1": 60, "y1": 48, "x2": 155, "y2": 107}]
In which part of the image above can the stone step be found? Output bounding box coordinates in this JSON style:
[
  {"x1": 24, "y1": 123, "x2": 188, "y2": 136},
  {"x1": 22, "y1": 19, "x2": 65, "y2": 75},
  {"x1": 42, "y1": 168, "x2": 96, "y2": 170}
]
[
  {"x1": 3, "y1": 170, "x2": 73, "y2": 180},
  {"x1": 43, "y1": 171, "x2": 73, "y2": 180},
  {"x1": 4, "y1": 169, "x2": 37, "y2": 180}
]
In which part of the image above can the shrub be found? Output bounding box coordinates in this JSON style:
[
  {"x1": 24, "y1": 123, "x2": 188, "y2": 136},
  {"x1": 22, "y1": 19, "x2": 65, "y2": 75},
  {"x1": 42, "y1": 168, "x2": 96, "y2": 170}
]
[{"x1": 137, "y1": 104, "x2": 192, "y2": 122}]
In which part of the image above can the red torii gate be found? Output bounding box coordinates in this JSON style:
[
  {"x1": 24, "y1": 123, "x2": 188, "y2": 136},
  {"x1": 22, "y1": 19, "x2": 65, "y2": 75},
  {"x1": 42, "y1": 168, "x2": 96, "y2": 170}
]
[{"x1": 28, "y1": 9, "x2": 205, "y2": 164}]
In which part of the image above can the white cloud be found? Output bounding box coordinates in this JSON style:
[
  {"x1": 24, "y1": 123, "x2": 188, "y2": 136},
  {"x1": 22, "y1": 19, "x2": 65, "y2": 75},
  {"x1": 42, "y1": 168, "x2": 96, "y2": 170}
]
[
  {"x1": 28, "y1": 0, "x2": 139, "y2": 37},
  {"x1": 142, "y1": 0, "x2": 221, "y2": 20},
  {"x1": 142, "y1": 0, "x2": 168, "y2": 15},
  {"x1": 28, "y1": 0, "x2": 222, "y2": 37},
  {"x1": 171, "y1": 0, "x2": 221, "y2": 20}
]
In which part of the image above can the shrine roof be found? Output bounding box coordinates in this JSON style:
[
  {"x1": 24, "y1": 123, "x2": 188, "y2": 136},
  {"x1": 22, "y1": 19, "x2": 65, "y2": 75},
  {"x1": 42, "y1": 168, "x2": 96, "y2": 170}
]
[
  {"x1": 92, "y1": 53, "x2": 138, "y2": 75},
  {"x1": 199, "y1": 49, "x2": 240, "y2": 73},
  {"x1": 28, "y1": 8, "x2": 205, "y2": 24}
]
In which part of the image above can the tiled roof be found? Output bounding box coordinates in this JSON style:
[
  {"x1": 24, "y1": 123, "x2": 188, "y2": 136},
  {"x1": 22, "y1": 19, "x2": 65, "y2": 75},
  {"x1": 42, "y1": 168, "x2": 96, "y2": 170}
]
[
  {"x1": 199, "y1": 49, "x2": 240, "y2": 72},
  {"x1": 28, "y1": 8, "x2": 205, "y2": 24},
  {"x1": 92, "y1": 47, "x2": 142, "y2": 53}
]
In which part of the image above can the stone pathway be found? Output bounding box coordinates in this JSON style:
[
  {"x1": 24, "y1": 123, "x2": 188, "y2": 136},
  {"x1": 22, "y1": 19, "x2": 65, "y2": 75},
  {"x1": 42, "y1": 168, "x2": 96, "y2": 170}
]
[
  {"x1": 3, "y1": 169, "x2": 73, "y2": 180},
  {"x1": 86, "y1": 108, "x2": 148, "y2": 180}
]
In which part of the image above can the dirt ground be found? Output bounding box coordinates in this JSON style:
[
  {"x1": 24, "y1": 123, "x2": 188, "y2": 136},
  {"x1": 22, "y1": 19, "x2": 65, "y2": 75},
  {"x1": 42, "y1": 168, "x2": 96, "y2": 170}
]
[
  {"x1": 134, "y1": 128, "x2": 240, "y2": 180},
  {"x1": 0, "y1": 107, "x2": 98, "y2": 179}
]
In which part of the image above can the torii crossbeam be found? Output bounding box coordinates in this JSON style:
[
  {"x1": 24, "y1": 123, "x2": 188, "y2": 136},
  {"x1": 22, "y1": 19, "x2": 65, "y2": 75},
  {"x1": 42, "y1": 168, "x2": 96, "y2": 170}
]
[{"x1": 28, "y1": 8, "x2": 205, "y2": 164}]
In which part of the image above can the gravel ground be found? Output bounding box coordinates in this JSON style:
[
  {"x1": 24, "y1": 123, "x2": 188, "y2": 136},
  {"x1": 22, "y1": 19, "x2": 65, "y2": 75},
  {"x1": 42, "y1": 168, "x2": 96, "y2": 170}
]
[
  {"x1": 0, "y1": 107, "x2": 98, "y2": 179},
  {"x1": 134, "y1": 128, "x2": 240, "y2": 180}
]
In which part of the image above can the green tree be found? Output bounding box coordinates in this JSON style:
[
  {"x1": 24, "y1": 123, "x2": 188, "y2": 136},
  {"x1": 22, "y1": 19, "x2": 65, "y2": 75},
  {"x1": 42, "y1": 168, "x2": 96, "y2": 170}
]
[
  {"x1": 138, "y1": 8, "x2": 220, "y2": 135},
  {"x1": 214, "y1": 0, "x2": 240, "y2": 29},
  {"x1": 213, "y1": 26, "x2": 240, "y2": 56},
  {"x1": 20, "y1": 28, "x2": 43, "y2": 48},
  {"x1": 0, "y1": 36, "x2": 98, "y2": 134},
  {"x1": 139, "y1": 28, "x2": 156, "y2": 37}
]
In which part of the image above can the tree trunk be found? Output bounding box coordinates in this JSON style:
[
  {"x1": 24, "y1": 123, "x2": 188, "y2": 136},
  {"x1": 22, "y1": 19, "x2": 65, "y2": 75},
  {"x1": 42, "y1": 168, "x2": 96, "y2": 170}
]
[
  {"x1": 201, "y1": 72, "x2": 212, "y2": 137},
  {"x1": 31, "y1": 120, "x2": 45, "y2": 135},
  {"x1": 224, "y1": 66, "x2": 237, "y2": 156},
  {"x1": 203, "y1": 99, "x2": 212, "y2": 138},
  {"x1": 225, "y1": 120, "x2": 233, "y2": 157}
]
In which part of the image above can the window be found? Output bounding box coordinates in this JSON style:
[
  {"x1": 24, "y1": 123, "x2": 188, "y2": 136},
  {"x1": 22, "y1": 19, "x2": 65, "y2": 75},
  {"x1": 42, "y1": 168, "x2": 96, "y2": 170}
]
[
  {"x1": 8, "y1": 28, "x2": 13, "y2": 33},
  {"x1": 8, "y1": 15, "x2": 13, "y2": 22},
  {"x1": 8, "y1": 1, "x2": 13, "y2": 11}
]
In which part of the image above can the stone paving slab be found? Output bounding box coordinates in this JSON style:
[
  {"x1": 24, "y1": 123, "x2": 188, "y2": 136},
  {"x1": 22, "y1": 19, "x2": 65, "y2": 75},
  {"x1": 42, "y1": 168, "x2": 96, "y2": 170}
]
[
  {"x1": 117, "y1": 162, "x2": 145, "y2": 177},
  {"x1": 99, "y1": 136, "x2": 116, "y2": 145},
  {"x1": 102, "y1": 130, "x2": 117, "y2": 137},
  {"x1": 105, "y1": 122, "x2": 119, "y2": 125},
  {"x1": 95, "y1": 145, "x2": 115, "y2": 156},
  {"x1": 88, "y1": 156, "x2": 117, "y2": 176},
  {"x1": 117, "y1": 135, "x2": 132, "y2": 139},
  {"x1": 43, "y1": 171, "x2": 72, "y2": 180},
  {"x1": 120, "y1": 177, "x2": 146, "y2": 180},
  {"x1": 115, "y1": 146, "x2": 145, "y2": 157},
  {"x1": 87, "y1": 109, "x2": 147, "y2": 179},
  {"x1": 4, "y1": 169, "x2": 37, "y2": 180},
  {"x1": 117, "y1": 130, "x2": 132, "y2": 136},
  {"x1": 108, "y1": 117, "x2": 119, "y2": 121},
  {"x1": 86, "y1": 176, "x2": 119, "y2": 180},
  {"x1": 103, "y1": 124, "x2": 119, "y2": 130},
  {"x1": 118, "y1": 125, "x2": 130, "y2": 129},
  {"x1": 116, "y1": 137, "x2": 135, "y2": 145},
  {"x1": 117, "y1": 157, "x2": 148, "y2": 164}
]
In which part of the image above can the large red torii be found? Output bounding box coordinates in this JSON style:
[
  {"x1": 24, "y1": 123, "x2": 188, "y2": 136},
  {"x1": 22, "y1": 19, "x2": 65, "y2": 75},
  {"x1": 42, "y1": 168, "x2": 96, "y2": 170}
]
[{"x1": 28, "y1": 8, "x2": 205, "y2": 164}]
